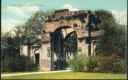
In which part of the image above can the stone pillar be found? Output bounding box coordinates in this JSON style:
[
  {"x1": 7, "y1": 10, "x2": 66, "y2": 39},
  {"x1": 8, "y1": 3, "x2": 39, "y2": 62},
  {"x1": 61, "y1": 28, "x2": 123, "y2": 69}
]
[
  {"x1": 20, "y1": 45, "x2": 28, "y2": 56},
  {"x1": 30, "y1": 48, "x2": 34, "y2": 60},
  {"x1": 90, "y1": 41, "x2": 96, "y2": 56},
  {"x1": 91, "y1": 42, "x2": 93, "y2": 56},
  {"x1": 77, "y1": 38, "x2": 89, "y2": 56},
  {"x1": 40, "y1": 42, "x2": 51, "y2": 71}
]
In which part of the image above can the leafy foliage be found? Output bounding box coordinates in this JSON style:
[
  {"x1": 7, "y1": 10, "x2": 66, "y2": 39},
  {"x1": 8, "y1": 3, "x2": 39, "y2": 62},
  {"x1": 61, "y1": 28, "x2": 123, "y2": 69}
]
[
  {"x1": 1, "y1": 11, "x2": 48, "y2": 72},
  {"x1": 68, "y1": 54, "x2": 126, "y2": 73},
  {"x1": 1, "y1": 32, "x2": 20, "y2": 60},
  {"x1": 13, "y1": 11, "x2": 49, "y2": 57},
  {"x1": 95, "y1": 23, "x2": 127, "y2": 59},
  {"x1": 94, "y1": 10, "x2": 127, "y2": 59},
  {"x1": 87, "y1": 55, "x2": 126, "y2": 73},
  {"x1": 68, "y1": 54, "x2": 88, "y2": 72},
  {"x1": 1, "y1": 55, "x2": 38, "y2": 72},
  {"x1": 94, "y1": 10, "x2": 115, "y2": 30}
]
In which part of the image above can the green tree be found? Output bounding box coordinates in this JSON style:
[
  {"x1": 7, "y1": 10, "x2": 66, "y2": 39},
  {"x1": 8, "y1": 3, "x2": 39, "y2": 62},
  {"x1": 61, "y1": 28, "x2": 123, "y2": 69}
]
[
  {"x1": 1, "y1": 32, "x2": 20, "y2": 60},
  {"x1": 14, "y1": 11, "x2": 49, "y2": 57},
  {"x1": 94, "y1": 10, "x2": 115, "y2": 30},
  {"x1": 93, "y1": 10, "x2": 127, "y2": 59},
  {"x1": 95, "y1": 22, "x2": 127, "y2": 59}
]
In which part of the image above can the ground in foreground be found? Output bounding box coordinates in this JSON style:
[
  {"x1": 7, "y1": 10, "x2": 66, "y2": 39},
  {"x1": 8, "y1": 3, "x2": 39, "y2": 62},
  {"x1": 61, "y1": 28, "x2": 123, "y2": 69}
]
[{"x1": 1, "y1": 72, "x2": 127, "y2": 79}]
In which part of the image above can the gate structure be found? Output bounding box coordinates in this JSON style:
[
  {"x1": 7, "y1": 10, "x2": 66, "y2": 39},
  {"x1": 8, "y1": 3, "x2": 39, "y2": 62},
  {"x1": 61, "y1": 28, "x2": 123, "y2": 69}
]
[{"x1": 20, "y1": 9, "x2": 103, "y2": 71}]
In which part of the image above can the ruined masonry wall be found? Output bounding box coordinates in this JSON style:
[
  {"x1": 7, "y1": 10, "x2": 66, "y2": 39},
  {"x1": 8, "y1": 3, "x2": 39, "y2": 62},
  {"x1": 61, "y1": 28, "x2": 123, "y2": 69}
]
[{"x1": 40, "y1": 42, "x2": 51, "y2": 71}]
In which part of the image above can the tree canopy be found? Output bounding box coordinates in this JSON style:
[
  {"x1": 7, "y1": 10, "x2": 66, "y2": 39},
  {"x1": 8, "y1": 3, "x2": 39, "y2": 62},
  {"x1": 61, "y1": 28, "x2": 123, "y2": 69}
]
[
  {"x1": 94, "y1": 10, "x2": 115, "y2": 30},
  {"x1": 95, "y1": 15, "x2": 127, "y2": 59}
]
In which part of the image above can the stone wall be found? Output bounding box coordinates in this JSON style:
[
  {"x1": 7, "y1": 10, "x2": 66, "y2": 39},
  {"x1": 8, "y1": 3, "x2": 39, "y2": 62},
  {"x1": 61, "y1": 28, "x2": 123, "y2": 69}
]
[
  {"x1": 20, "y1": 45, "x2": 28, "y2": 56},
  {"x1": 40, "y1": 42, "x2": 51, "y2": 71},
  {"x1": 77, "y1": 39, "x2": 89, "y2": 56}
]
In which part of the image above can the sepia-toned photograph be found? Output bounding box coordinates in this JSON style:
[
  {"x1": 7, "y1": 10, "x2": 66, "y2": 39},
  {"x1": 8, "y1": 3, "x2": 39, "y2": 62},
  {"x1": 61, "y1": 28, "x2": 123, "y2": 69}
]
[{"x1": 1, "y1": 0, "x2": 127, "y2": 79}]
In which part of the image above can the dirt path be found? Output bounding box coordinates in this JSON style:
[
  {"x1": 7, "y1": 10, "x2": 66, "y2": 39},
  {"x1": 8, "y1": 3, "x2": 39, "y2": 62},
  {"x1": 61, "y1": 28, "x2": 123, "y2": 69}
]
[{"x1": 1, "y1": 70, "x2": 71, "y2": 77}]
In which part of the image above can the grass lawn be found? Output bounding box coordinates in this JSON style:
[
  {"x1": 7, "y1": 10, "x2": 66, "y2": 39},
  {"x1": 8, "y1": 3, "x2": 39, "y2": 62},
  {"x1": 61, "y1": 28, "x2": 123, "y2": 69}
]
[{"x1": 1, "y1": 72, "x2": 127, "y2": 79}]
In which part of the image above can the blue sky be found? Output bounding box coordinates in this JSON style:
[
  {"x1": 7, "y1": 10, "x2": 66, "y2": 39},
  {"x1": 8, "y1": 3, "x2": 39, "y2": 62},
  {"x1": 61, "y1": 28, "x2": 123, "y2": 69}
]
[{"x1": 1, "y1": 0, "x2": 127, "y2": 32}]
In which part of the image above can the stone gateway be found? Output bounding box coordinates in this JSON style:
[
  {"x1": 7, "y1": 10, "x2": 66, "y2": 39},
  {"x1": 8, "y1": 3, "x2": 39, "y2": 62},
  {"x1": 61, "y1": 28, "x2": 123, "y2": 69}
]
[{"x1": 20, "y1": 9, "x2": 103, "y2": 71}]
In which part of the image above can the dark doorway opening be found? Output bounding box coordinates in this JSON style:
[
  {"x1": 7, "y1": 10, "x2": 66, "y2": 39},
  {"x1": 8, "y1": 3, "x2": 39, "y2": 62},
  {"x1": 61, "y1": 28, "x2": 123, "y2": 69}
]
[
  {"x1": 35, "y1": 54, "x2": 40, "y2": 66},
  {"x1": 50, "y1": 28, "x2": 78, "y2": 70}
]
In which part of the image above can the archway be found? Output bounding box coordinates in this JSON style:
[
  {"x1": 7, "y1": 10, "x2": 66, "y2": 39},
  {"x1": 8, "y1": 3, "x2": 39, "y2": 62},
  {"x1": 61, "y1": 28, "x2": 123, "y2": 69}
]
[
  {"x1": 64, "y1": 31, "x2": 78, "y2": 59},
  {"x1": 34, "y1": 49, "x2": 40, "y2": 66},
  {"x1": 39, "y1": 9, "x2": 102, "y2": 71},
  {"x1": 50, "y1": 26, "x2": 77, "y2": 70}
]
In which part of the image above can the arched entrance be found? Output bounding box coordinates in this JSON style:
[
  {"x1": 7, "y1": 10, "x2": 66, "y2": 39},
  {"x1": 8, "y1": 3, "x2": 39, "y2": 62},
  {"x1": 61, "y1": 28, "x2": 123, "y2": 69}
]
[
  {"x1": 64, "y1": 31, "x2": 78, "y2": 58},
  {"x1": 39, "y1": 9, "x2": 102, "y2": 71},
  {"x1": 50, "y1": 26, "x2": 77, "y2": 70},
  {"x1": 34, "y1": 49, "x2": 40, "y2": 66}
]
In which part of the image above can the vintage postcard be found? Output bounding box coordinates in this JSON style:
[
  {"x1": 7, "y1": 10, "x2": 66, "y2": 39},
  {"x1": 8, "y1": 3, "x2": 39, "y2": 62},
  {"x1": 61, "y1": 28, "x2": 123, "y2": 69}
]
[{"x1": 1, "y1": 0, "x2": 127, "y2": 79}]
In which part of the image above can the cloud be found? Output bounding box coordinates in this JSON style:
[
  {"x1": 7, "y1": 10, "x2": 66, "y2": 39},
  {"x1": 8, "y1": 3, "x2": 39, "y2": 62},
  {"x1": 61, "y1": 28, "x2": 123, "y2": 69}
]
[
  {"x1": 111, "y1": 10, "x2": 127, "y2": 25},
  {"x1": 2, "y1": 3, "x2": 40, "y2": 33},
  {"x1": 7, "y1": 6, "x2": 27, "y2": 18},
  {"x1": 20, "y1": 3, "x2": 40, "y2": 12},
  {"x1": 62, "y1": 4, "x2": 79, "y2": 11},
  {"x1": 7, "y1": 3, "x2": 40, "y2": 12},
  {"x1": 2, "y1": 19, "x2": 24, "y2": 32},
  {"x1": 7, "y1": 3, "x2": 40, "y2": 17}
]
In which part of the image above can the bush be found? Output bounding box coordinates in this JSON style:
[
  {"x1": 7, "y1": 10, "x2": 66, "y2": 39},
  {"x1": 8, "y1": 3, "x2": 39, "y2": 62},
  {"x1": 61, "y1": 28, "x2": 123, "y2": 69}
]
[
  {"x1": 68, "y1": 54, "x2": 88, "y2": 72},
  {"x1": 1, "y1": 55, "x2": 38, "y2": 72},
  {"x1": 1, "y1": 57, "x2": 14, "y2": 72},
  {"x1": 96, "y1": 56, "x2": 115, "y2": 73},
  {"x1": 68, "y1": 54, "x2": 126, "y2": 73},
  {"x1": 111, "y1": 59, "x2": 126, "y2": 73},
  {"x1": 86, "y1": 56, "x2": 98, "y2": 72},
  {"x1": 86, "y1": 55, "x2": 126, "y2": 73}
]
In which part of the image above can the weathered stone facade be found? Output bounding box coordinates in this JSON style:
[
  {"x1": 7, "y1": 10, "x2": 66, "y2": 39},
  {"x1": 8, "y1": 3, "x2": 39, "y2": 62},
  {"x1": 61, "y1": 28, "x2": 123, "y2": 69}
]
[{"x1": 20, "y1": 9, "x2": 103, "y2": 71}]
